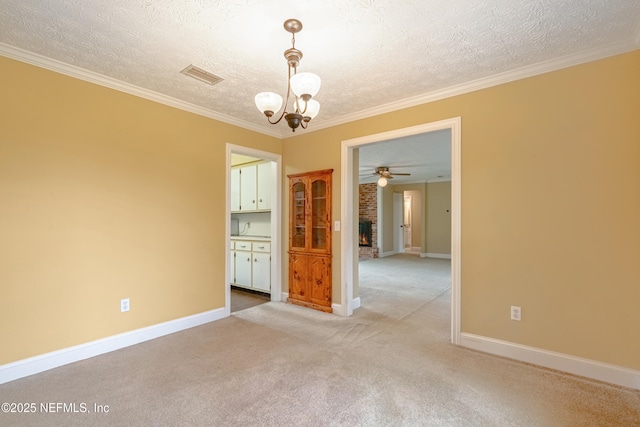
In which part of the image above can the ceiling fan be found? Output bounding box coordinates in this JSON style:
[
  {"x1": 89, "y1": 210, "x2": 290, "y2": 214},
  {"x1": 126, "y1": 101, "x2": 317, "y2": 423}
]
[{"x1": 373, "y1": 166, "x2": 410, "y2": 187}]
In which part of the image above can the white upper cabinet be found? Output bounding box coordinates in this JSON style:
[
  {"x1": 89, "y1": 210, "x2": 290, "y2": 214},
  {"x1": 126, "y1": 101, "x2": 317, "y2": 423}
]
[
  {"x1": 257, "y1": 162, "x2": 272, "y2": 210},
  {"x1": 231, "y1": 161, "x2": 272, "y2": 212},
  {"x1": 239, "y1": 164, "x2": 257, "y2": 212}
]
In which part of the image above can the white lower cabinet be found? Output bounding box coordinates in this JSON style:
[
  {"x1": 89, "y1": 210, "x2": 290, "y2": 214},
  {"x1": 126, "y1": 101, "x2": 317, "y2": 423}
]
[{"x1": 231, "y1": 240, "x2": 271, "y2": 293}]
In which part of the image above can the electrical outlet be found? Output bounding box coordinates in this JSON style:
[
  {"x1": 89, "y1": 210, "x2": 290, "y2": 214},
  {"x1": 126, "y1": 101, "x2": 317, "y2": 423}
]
[
  {"x1": 510, "y1": 305, "x2": 521, "y2": 321},
  {"x1": 120, "y1": 298, "x2": 130, "y2": 313}
]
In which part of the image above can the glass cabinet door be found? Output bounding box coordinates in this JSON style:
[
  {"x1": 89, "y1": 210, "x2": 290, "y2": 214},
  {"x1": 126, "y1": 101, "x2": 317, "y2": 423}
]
[
  {"x1": 292, "y1": 181, "x2": 306, "y2": 249},
  {"x1": 311, "y1": 179, "x2": 327, "y2": 250}
]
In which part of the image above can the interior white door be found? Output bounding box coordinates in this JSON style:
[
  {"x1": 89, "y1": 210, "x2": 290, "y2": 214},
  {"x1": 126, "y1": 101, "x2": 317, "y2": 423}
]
[{"x1": 403, "y1": 195, "x2": 412, "y2": 249}]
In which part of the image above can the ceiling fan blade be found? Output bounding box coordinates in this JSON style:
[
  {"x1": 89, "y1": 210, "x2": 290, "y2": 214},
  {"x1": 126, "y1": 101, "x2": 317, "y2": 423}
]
[{"x1": 391, "y1": 172, "x2": 411, "y2": 176}]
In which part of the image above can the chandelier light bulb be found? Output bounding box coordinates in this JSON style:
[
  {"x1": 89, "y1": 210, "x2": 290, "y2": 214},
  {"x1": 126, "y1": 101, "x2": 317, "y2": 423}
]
[
  {"x1": 255, "y1": 92, "x2": 283, "y2": 116},
  {"x1": 290, "y1": 72, "x2": 321, "y2": 99},
  {"x1": 378, "y1": 177, "x2": 388, "y2": 187},
  {"x1": 303, "y1": 99, "x2": 320, "y2": 119}
]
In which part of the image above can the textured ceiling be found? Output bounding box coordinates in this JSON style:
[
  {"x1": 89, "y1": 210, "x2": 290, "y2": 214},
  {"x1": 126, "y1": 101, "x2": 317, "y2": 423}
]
[
  {"x1": 1, "y1": 0, "x2": 639, "y2": 141},
  {"x1": 359, "y1": 130, "x2": 452, "y2": 185}
]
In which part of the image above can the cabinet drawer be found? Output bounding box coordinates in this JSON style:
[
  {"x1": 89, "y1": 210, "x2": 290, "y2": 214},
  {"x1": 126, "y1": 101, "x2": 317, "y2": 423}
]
[
  {"x1": 235, "y1": 242, "x2": 251, "y2": 251},
  {"x1": 252, "y1": 242, "x2": 271, "y2": 253}
]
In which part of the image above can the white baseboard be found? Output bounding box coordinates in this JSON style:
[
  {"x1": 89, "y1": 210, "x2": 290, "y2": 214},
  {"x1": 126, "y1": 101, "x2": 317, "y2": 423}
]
[
  {"x1": 378, "y1": 250, "x2": 397, "y2": 258},
  {"x1": 331, "y1": 302, "x2": 344, "y2": 316},
  {"x1": 0, "y1": 307, "x2": 227, "y2": 385},
  {"x1": 332, "y1": 298, "x2": 360, "y2": 316},
  {"x1": 282, "y1": 292, "x2": 357, "y2": 317},
  {"x1": 421, "y1": 252, "x2": 452, "y2": 259},
  {"x1": 460, "y1": 333, "x2": 640, "y2": 390}
]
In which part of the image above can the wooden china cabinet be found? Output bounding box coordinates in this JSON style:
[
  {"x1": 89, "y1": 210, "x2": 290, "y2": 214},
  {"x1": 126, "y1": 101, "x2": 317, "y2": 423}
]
[{"x1": 287, "y1": 169, "x2": 333, "y2": 313}]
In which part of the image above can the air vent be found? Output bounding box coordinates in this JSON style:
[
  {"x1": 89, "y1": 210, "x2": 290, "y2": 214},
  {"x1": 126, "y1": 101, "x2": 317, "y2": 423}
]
[{"x1": 180, "y1": 64, "x2": 223, "y2": 86}]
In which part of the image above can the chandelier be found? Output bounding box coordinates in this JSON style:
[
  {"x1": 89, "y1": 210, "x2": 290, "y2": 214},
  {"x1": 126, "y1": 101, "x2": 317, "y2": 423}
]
[{"x1": 255, "y1": 19, "x2": 321, "y2": 132}]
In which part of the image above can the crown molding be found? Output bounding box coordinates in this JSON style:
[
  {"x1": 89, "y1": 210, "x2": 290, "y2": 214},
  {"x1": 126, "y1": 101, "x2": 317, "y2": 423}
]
[
  {"x1": 0, "y1": 43, "x2": 283, "y2": 139},
  {"x1": 307, "y1": 39, "x2": 640, "y2": 135},
  {"x1": 2, "y1": 40, "x2": 638, "y2": 141}
]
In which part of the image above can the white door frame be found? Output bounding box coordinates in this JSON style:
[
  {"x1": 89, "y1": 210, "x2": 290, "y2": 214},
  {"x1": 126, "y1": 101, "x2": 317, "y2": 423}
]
[
  {"x1": 340, "y1": 117, "x2": 461, "y2": 344},
  {"x1": 225, "y1": 144, "x2": 282, "y2": 317}
]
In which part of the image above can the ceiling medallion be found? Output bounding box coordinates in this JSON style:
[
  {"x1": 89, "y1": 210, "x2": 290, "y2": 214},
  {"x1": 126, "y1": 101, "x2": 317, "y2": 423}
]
[{"x1": 255, "y1": 19, "x2": 321, "y2": 132}]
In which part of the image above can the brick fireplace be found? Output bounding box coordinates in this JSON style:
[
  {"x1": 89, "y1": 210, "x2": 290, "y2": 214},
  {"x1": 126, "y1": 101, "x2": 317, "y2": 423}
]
[{"x1": 359, "y1": 183, "x2": 379, "y2": 260}]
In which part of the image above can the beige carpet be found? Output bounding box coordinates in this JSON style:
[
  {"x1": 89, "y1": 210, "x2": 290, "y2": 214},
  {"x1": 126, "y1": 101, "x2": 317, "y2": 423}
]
[{"x1": 1, "y1": 254, "x2": 638, "y2": 426}]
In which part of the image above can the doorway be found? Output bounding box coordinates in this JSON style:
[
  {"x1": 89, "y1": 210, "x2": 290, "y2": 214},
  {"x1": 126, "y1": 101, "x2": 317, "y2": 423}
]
[
  {"x1": 226, "y1": 144, "x2": 282, "y2": 317},
  {"x1": 340, "y1": 118, "x2": 461, "y2": 344}
]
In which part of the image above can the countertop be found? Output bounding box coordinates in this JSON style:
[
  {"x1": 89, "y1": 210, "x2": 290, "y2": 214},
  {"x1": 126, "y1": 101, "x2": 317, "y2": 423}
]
[{"x1": 231, "y1": 235, "x2": 271, "y2": 241}]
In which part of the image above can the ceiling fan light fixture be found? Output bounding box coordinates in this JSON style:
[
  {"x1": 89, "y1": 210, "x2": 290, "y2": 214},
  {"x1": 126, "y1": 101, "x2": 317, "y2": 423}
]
[
  {"x1": 255, "y1": 19, "x2": 321, "y2": 132},
  {"x1": 373, "y1": 166, "x2": 410, "y2": 186}
]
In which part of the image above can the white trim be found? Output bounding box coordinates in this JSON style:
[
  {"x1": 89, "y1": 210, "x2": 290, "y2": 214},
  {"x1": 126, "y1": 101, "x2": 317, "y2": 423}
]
[
  {"x1": 450, "y1": 119, "x2": 462, "y2": 345},
  {"x1": 307, "y1": 41, "x2": 639, "y2": 134},
  {"x1": 421, "y1": 253, "x2": 452, "y2": 259},
  {"x1": 460, "y1": 333, "x2": 640, "y2": 391},
  {"x1": 3, "y1": 41, "x2": 637, "y2": 140},
  {"x1": 0, "y1": 308, "x2": 226, "y2": 385},
  {"x1": 226, "y1": 144, "x2": 283, "y2": 310},
  {"x1": 331, "y1": 303, "x2": 346, "y2": 316},
  {"x1": 282, "y1": 292, "x2": 360, "y2": 317},
  {"x1": 281, "y1": 292, "x2": 289, "y2": 301},
  {"x1": 378, "y1": 250, "x2": 398, "y2": 258},
  {"x1": 0, "y1": 43, "x2": 282, "y2": 139},
  {"x1": 341, "y1": 118, "x2": 462, "y2": 346}
]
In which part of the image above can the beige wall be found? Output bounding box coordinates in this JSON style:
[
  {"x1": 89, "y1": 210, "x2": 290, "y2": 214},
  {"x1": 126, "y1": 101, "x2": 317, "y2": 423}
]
[
  {"x1": 380, "y1": 185, "x2": 395, "y2": 254},
  {"x1": 0, "y1": 56, "x2": 280, "y2": 364},
  {"x1": 377, "y1": 181, "x2": 451, "y2": 256},
  {"x1": 3, "y1": 49, "x2": 639, "y2": 372},
  {"x1": 282, "y1": 50, "x2": 640, "y2": 370},
  {"x1": 426, "y1": 181, "x2": 452, "y2": 255}
]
